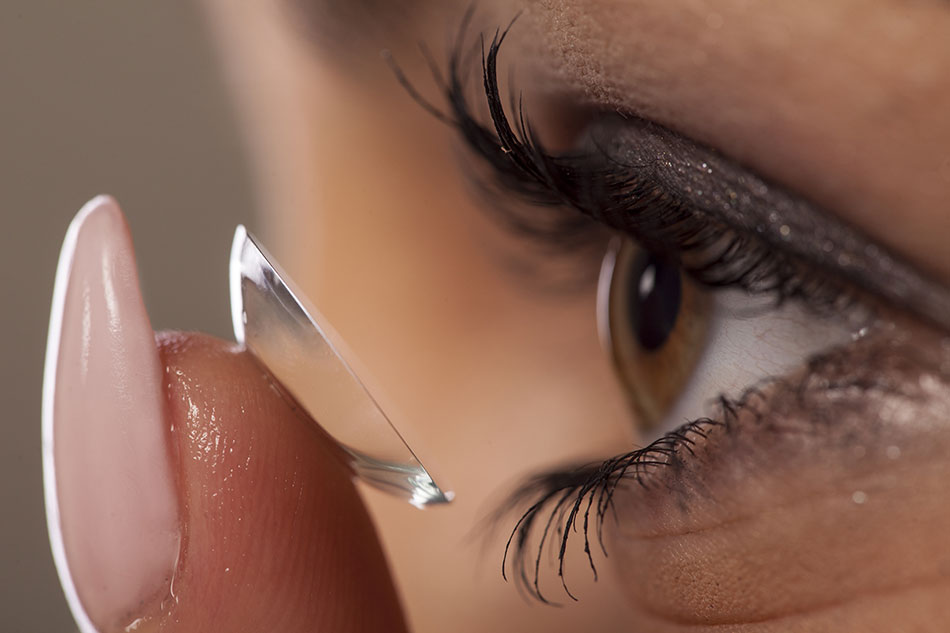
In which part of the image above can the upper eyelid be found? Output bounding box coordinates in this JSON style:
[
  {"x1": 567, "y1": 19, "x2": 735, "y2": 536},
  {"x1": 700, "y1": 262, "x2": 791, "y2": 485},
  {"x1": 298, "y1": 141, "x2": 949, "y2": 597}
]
[
  {"x1": 386, "y1": 18, "x2": 950, "y2": 327},
  {"x1": 384, "y1": 18, "x2": 950, "y2": 331},
  {"x1": 423, "y1": 23, "x2": 950, "y2": 335},
  {"x1": 580, "y1": 115, "x2": 950, "y2": 328}
]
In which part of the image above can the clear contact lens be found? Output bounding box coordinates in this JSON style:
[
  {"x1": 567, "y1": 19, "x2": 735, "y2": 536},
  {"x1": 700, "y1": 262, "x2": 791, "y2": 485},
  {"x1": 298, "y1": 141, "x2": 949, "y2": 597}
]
[{"x1": 229, "y1": 226, "x2": 452, "y2": 508}]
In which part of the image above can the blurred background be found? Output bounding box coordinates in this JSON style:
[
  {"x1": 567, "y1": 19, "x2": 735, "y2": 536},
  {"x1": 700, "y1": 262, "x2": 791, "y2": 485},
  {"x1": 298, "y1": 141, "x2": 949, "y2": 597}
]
[{"x1": 1, "y1": 2, "x2": 252, "y2": 629}]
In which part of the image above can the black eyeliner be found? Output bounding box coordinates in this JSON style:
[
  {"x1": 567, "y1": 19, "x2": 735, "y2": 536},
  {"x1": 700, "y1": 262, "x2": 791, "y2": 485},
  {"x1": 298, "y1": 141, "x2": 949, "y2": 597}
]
[
  {"x1": 584, "y1": 115, "x2": 950, "y2": 332},
  {"x1": 426, "y1": 21, "x2": 950, "y2": 333},
  {"x1": 389, "y1": 12, "x2": 950, "y2": 604}
]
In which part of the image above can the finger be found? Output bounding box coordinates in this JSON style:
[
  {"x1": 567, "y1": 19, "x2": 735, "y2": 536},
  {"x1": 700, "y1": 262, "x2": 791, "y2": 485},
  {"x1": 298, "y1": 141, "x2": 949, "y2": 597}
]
[
  {"x1": 155, "y1": 331, "x2": 407, "y2": 633},
  {"x1": 44, "y1": 196, "x2": 408, "y2": 633}
]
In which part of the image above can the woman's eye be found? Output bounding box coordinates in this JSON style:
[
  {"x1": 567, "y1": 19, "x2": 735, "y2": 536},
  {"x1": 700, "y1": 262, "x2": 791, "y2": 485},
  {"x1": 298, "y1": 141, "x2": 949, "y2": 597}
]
[
  {"x1": 599, "y1": 239, "x2": 712, "y2": 431},
  {"x1": 599, "y1": 238, "x2": 864, "y2": 437}
]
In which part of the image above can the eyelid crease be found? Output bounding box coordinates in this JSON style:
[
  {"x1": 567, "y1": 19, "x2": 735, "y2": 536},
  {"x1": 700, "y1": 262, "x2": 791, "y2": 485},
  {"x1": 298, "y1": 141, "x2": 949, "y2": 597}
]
[
  {"x1": 583, "y1": 115, "x2": 950, "y2": 333},
  {"x1": 386, "y1": 11, "x2": 950, "y2": 606},
  {"x1": 405, "y1": 16, "x2": 950, "y2": 335}
]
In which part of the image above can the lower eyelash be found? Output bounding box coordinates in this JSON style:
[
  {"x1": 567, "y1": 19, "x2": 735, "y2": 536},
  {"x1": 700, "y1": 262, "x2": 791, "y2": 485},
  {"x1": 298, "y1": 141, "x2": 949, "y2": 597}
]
[
  {"x1": 496, "y1": 395, "x2": 741, "y2": 605},
  {"x1": 386, "y1": 8, "x2": 916, "y2": 605},
  {"x1": 495, "y1": 338, "x2": 916, "y2": 605}
]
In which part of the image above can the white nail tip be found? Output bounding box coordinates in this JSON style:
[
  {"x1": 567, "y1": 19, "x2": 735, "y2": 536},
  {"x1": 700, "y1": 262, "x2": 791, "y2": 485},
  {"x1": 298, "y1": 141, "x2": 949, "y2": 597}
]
[{"x1": 43, "y1": 197, "x2": 180, "y2": 633}]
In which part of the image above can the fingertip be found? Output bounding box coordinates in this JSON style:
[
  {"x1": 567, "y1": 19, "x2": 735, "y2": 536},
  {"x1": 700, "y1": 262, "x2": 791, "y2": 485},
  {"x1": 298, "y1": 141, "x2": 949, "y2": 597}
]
[{"x1": 156, "y1": 332, "x2": 407, "y2": 633}]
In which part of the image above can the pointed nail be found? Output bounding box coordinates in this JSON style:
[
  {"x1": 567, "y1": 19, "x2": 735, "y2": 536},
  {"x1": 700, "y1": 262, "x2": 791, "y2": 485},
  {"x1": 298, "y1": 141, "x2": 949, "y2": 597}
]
[{"x1": 43, "y1": 196, "x2": 181, "y2": 632}]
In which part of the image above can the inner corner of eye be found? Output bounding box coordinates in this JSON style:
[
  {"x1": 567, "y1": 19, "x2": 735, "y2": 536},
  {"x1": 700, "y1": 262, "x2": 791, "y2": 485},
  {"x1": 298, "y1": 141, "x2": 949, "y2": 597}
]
[{"x1": 600, "y1": 240, "x2": 858, "y2": 437}]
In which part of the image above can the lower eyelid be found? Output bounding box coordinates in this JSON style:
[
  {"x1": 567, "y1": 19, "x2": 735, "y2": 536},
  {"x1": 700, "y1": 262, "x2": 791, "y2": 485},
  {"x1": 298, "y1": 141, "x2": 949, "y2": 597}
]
[
  {"x1": 501, "y1": 320, "x2": 950, "y2": 601},
  {"x1": 433, "y1": 16, "x2": 950, "y2": 609},
  {"x1": 607, "y1": 460, "x2": 950, "y2": 628},
  {"x1": 634, "y1": 322, "x2": 942, "y2": 517},
  {"x1": 658, "y1": 289, "x2": 862, "y2": 439}
]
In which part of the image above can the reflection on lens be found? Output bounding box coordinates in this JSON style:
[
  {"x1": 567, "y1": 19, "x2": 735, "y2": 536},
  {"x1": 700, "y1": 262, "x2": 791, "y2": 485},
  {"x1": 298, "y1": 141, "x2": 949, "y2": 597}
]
[{"x1": 229, "y1": 226, "x2": 452, "y2": 508}]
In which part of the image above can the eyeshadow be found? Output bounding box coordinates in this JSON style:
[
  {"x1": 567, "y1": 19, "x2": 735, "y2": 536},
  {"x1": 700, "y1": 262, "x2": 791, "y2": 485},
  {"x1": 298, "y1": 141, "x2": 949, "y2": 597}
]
[
  {"x1": 418, "y1": 21, "x2": 950, "y2": 334},
  {"x1": 585, "y1": 115, "x2": 950, "y2": 333}
]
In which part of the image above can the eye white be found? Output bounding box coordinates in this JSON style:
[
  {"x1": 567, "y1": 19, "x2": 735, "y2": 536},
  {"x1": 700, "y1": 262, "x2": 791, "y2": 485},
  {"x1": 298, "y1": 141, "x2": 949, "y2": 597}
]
[{"x1": 661, "y1": 290, "x2": 861, "y2": 433}]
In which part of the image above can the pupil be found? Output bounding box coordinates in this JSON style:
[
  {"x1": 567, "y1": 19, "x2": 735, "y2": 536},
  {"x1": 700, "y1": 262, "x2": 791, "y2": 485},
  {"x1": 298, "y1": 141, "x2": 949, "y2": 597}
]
[{"x1": 628, "y1": 253, "x2": 682, "y2": 351}]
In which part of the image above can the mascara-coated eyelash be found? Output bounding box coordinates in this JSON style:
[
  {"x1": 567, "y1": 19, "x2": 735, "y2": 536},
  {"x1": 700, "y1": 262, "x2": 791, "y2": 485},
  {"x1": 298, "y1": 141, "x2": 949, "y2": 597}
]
[
  {"x1": 386, "y1": 12, "x2": 869, "y2": 601},
  {"x1": 495, "y1": 401, "x2": 731, "y2": 604},
  {"x1": 493, "y1": 335, "x2": 911, "y2": 604},
  {"x1": 385, "y1": 10, "x2": 950, "y2": 607},
  {"x1": 394, "y1": 10, "x2": 950, "y2": 335},
  {"x1": 395, "y1": 16, "x2": 859, "y2": 318},
  {"x1": 393, "y1": 11, "x2": 950, "y2": 327}
]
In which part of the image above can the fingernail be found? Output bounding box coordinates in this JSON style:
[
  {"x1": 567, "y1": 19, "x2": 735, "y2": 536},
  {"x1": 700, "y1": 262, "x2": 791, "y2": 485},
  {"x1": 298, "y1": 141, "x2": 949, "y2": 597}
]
[{"x1": 43, "y1": 196, "x2": 181, "y2": 632}]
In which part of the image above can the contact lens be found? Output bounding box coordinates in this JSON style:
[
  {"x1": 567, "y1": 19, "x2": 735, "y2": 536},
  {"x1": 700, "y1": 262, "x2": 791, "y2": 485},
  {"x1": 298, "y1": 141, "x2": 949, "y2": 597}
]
[{"x1": 229, "y1": 226, "x2": 452, "y2": 508}]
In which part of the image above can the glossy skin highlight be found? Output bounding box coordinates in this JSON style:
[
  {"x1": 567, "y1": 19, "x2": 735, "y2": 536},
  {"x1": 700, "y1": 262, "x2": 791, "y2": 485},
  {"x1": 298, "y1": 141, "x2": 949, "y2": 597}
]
[
  {"x1": 47, "y1": 0, "x2": 949, "y2": 631},
  {"x1": 195, "y1": 0, "x2": 950, "y2": 631}
]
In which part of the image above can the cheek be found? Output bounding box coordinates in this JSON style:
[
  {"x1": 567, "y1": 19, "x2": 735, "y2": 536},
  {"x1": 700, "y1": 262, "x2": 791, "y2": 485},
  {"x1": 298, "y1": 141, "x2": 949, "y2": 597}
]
[{"x1": 603, "y1": 445, "x2": 950, "y2": 632}]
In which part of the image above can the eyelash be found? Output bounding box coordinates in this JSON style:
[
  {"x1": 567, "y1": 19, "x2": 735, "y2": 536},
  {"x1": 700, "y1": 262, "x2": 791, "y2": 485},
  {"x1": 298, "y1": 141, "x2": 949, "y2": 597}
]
[
  {"x1": 390, "y1": 12, "x2": 873, "y2": 603},
  {"x1": 494, "y1": 394, "x2": 741, "y2": 604},
  {"x1": 494, "y1": 339, "x2": 903, "y2": 605},
  {"x1": 390, "y1": 15, "x2": 861, "y2": 316}
]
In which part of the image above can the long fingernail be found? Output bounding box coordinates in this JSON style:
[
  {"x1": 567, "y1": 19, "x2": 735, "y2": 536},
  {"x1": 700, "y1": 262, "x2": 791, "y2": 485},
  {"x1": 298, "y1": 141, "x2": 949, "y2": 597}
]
[{"x1": 43, "y1": 196, "x2": 181, "y2": 632}]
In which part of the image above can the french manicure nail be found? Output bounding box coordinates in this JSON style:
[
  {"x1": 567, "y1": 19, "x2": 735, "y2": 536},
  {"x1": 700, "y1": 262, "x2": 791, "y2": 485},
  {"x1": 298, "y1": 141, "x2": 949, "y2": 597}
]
[{"x1": 43, "y1": 196, "x2": 181, "y2": 632}]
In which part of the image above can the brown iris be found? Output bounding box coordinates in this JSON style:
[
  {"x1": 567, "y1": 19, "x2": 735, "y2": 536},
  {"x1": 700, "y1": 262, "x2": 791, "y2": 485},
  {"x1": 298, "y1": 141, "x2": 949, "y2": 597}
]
[{"x1": 601, "y1": 240, "x2": 712, "y2": 431}]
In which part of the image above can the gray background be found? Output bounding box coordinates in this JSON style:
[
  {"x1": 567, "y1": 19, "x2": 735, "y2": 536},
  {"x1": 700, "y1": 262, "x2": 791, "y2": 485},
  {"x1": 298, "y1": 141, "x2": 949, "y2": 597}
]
[{"x1": 1, "y1": 2, "x2": 252, "y2": 630}]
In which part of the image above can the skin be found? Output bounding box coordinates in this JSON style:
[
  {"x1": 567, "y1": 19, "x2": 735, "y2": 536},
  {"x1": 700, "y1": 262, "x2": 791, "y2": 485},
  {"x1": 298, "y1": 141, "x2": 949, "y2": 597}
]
[
  {"x1": 514, "y1": 0, "x2": 950, "y2": 281},
  {"x1": 604, "y1": 324, "x2": 950, "y2": 630},
  {"x1": 80, "y1": 0, "x2": 950, "y2": 631},
  {"x1": 148, "y1": 333, "x2": 408, "y2": 633}
]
